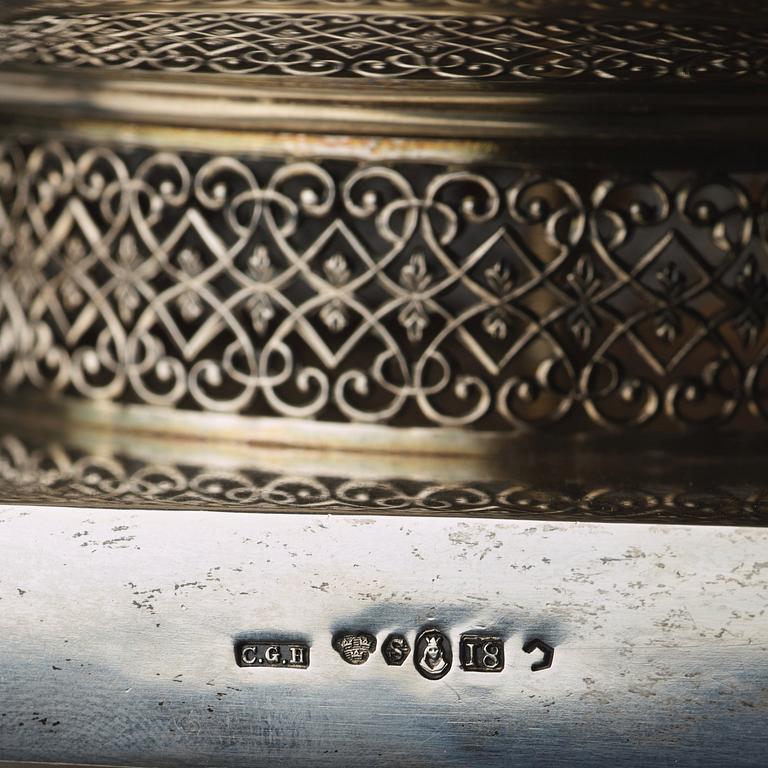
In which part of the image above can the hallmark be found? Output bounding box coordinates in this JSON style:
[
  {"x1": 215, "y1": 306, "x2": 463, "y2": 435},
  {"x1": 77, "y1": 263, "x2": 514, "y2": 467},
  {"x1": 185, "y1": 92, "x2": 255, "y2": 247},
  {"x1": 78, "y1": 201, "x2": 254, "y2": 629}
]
[
  {"x1": 460, "y1": 635, "x2": 504, "y2": 672},
  {"x1": 236, "y1": 641, "x2": 309, "y2": 669},
  {"x1": 414, "y1": 628, "x2": 452, "y2": 680},
  {"x1": 523, "y1": 639, "x2": 554, "y2": 671},
  {"x1": 234, "y1": 631, "x2": 553, "y2": 676},
  {"x1": 382, "y1": 634, "x2": 411, "y2": 666},
  {"x1": 333, "y1": 632, "x2": 377, "y2": 665}
]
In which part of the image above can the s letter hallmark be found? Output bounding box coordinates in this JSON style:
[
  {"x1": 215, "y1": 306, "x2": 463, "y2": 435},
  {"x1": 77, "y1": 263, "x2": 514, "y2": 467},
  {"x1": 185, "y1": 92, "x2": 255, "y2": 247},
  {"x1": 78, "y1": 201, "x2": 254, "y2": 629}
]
[
  {"x1": 382, "y1": 634, "x2": 411, "y2": 666},
  {"x1": 236, "y1": 641, "x2": 309, "y2": 669}
]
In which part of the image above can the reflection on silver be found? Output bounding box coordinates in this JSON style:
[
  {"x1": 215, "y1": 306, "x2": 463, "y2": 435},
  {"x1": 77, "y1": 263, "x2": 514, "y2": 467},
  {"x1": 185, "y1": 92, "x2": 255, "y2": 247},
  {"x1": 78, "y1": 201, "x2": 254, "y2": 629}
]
[{"x1": 1, "y1": 428, "x2": 768, "y2": 526}]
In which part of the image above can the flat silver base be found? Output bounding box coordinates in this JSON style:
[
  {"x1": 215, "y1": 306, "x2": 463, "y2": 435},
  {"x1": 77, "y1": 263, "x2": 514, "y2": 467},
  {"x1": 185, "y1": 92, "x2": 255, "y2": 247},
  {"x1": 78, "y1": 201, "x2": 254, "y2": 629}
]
[{"x1": 0, "y1": 503, "x2": 766, "y2": 767}]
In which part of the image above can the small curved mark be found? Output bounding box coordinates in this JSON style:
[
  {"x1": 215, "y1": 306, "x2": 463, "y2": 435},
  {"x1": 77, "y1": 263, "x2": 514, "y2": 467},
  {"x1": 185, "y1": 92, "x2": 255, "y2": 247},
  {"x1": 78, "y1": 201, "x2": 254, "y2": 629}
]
[{"x1": 523, "y1": 639, "x2": 554, "y2": 671}]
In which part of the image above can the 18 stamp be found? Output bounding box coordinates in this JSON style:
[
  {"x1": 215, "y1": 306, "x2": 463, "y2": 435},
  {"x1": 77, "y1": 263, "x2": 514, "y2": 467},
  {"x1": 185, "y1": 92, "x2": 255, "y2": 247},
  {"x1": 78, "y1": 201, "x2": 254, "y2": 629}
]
[{"x1": 236, "y1": 629, "x2": 554, "y2": 676}]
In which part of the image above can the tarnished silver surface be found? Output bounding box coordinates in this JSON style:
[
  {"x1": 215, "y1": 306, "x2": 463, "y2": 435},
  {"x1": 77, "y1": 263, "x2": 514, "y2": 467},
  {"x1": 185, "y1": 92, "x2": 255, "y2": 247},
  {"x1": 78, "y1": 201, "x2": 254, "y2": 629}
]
[
  {"x1": 0, "y1": 2, "x2": 767, "y2": 765},
  {"x1": 0, "y1": 504, "x2": 766, "y2": 767}
]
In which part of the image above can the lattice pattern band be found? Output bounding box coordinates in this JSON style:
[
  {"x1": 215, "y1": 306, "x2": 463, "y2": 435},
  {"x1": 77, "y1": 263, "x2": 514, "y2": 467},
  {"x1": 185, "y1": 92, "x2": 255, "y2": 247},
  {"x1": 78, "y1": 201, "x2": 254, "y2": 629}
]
[{"x1": 2, "y1": 138, "x2": 768, "y2": 432}]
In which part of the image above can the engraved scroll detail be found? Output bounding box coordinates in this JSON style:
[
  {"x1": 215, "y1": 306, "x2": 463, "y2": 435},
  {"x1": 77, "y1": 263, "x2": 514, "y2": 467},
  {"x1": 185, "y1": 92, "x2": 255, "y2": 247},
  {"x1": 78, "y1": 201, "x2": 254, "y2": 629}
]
[
  {"x1": 0, "y1": 11, "x2": 766, "y2": 83},
  {"x1": 1, "y1": 140, "x2": 768, "y2": 432}
]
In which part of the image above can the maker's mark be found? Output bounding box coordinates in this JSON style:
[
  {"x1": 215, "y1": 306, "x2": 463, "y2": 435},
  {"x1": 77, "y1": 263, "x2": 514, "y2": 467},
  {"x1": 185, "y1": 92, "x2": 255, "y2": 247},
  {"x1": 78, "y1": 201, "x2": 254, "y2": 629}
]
[{"x1": 236, "y1": 640, "x2": 309, "y2": 669}]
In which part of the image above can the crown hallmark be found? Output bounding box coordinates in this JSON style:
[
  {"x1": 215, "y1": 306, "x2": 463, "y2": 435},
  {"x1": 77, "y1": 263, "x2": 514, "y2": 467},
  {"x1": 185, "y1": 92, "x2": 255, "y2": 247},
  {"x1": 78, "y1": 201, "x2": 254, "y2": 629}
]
[{"x1": 333, "y1": 632, "x2": 377, "y2": 665}]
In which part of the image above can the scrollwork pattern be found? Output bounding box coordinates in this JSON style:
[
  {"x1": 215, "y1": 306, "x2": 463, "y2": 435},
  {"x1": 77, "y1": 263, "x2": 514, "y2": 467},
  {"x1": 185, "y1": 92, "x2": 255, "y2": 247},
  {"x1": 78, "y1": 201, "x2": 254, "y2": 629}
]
[
  {"x1": 2, "y1": 139, "x2": 768, "y2": 431},
  {"x1": 0, "y1": 10, "x2": 767, "y2": 82}
]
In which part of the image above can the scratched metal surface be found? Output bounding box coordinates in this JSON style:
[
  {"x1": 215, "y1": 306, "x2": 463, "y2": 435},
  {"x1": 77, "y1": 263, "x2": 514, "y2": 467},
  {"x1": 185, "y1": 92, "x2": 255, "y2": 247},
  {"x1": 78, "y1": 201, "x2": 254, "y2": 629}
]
[{"x1": 0, "y1": 505, "x2": 766, "y2": 767}]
